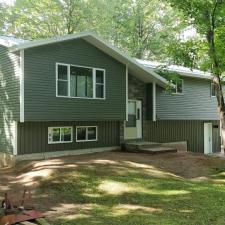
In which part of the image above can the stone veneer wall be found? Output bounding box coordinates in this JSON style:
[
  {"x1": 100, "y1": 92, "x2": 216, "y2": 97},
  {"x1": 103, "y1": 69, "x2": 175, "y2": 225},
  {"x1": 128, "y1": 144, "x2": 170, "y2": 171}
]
[{"x1": 128, "y1": 74, "x2": 147, "y2": 120}]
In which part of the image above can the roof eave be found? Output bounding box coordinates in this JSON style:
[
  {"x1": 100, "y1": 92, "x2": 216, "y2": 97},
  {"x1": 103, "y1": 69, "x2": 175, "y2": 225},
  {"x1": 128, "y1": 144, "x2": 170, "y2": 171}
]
[{"x1": 9, "y1": 31, "x2": 168, "y2": 87}]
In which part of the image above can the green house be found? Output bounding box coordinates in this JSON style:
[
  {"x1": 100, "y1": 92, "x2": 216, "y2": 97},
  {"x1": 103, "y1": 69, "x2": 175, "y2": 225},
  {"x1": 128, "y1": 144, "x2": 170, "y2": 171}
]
[{"x1": 0, "y1": 31, "x2": 220, "y2": 163}]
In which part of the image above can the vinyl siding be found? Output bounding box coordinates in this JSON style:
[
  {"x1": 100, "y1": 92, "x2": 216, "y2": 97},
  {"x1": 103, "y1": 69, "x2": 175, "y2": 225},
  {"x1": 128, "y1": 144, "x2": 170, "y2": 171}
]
[
  {"x1": 144, "y1": 120, "x2": 220, "y2": 153},
  {"x1": 17, "y1": 121, "x2": 120, "y2": 155},
  {"x1": 0, "y1": 45, "x2": 20, "y2": 153},
  {"x1": 156, "y1": 77, "x2": 218, "y2": 120},
  {"x1": 24, "y1": 39, "x2": 126, "y2": 121}
]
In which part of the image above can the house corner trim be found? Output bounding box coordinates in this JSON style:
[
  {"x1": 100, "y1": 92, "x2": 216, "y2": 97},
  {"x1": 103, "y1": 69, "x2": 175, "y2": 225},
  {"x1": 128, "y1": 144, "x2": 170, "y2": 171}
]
[{"x1": 20, "y1": 50, "x2": 24, "y2": 122}]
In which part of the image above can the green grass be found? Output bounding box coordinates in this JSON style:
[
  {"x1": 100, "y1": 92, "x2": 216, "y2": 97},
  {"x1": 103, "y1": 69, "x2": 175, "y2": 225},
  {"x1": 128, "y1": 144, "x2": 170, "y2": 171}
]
[{"x1": 38, "y1": 158, "x2": 225, "y2": 225}]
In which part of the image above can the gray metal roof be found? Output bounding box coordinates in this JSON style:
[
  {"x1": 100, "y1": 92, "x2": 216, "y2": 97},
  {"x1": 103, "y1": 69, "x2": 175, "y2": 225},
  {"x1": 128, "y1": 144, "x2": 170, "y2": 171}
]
[{"x1": 136, "y1": 59, "x2": 212, "y2": 80}]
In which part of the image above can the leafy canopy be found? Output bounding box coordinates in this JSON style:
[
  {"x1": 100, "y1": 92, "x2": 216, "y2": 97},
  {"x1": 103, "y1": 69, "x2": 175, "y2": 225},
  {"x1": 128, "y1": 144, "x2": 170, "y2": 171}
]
[{"x1": 165, "y1": 0, "x2": 225, "y2": 75}]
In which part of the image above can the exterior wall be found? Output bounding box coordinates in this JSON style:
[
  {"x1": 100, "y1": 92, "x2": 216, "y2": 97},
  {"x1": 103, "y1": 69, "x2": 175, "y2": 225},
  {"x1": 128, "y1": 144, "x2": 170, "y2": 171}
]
[
  {"x1": 128, "y1": 74, "x2": 149, "y2": 120},
  {"x1": 144, "y1": 120, "x2": 220, "y2": 153},
  {"x1": 0, "y1": 45, "x2": 20, "y2": 153},
  {"x1": 17, "y1": 121, "x2": 120, "y2": 155},
  {"x1": 24, "y1": 39, "x2": 126, "y2": 121},
  {"x1": 156, "y1": 77, "x2": 218, "y2": 120}
]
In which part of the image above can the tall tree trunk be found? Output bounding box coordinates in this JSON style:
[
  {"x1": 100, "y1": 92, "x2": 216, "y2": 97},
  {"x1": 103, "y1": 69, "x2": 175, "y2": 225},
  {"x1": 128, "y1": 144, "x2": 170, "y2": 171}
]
[
  {"x1": 214, "y1": 75, "x2": 225, "y2": 151},
  {"x1": 206, "y1": 1, "x2": 225, "y2": 151}
]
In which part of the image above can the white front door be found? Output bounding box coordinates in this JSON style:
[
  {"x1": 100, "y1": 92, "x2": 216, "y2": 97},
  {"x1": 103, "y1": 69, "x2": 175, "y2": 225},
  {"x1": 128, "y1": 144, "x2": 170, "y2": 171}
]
[
  {"x1": 124, "y1": 100, "x2": 142, "y2": 140},
  {"x1": 204, "y1": 123, "x2": 213, "y2": 154}
]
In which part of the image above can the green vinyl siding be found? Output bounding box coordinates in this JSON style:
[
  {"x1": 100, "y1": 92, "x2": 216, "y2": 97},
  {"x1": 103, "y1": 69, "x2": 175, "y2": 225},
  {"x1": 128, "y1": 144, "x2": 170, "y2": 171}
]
[
  {"x1": 0, "y1": 45, "x2": 20, "y2": 153},
  {"x1": 156, "y1": 77, "x2": 218, "y2": 120},
  {"x1": 24, "y1": 39, "x2": 126, "y2": 121},
  {"x1": 144, "y1": 120, "x2": 220, "y2": 153},
  {"x1": 17, "y1": 121, "x2": 120, "y2": 155}
]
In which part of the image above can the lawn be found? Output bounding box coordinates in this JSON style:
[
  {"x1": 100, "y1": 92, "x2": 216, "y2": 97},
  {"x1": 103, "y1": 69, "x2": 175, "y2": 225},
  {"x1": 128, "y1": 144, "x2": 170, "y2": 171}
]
[
  {"x1": 2, "y1": 151, "x2": 225, "y2": 225},
  {"x1": 34, "y1": 151, "x2": 225, "y2": 225}
]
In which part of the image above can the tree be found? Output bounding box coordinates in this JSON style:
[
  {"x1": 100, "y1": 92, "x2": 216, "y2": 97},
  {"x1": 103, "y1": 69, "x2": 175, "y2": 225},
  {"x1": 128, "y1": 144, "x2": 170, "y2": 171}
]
[
  {"x1": 109, "y1": 0, "x2": 186, "y2": 60},
  {"x1": 165, "y1": 0, "x2": 225, "y2": 148},
  {"x1": 1, "y1": 0, "x2": 186, "y2": 62},
  {"x1": 4, "y1": 0, "x2": 91, "y2": 39}
]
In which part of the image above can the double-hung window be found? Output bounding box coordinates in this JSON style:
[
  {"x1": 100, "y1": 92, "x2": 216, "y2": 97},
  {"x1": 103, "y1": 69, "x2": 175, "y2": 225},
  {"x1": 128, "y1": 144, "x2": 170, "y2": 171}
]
[
  {"x1": 211, "y1": 83, "x2": 216, "y2": 97},
  {"x1": 57, "y1": 65, "x2": 69, "y2": 96},
  {"x1": 76, "y1": 126, "x2": 97, "y2": 142},
  {"x1": 57, "y1": 63, "x2": 105, "y2": 99},
  {"x1": 95, "y1": 70, "x2": 105, "y2": 99},
  {"x1": 171, "y1": 79, "x2": 183, "y2": 94},
  {"x1": 48, "y1": 127, "x2": 73, "y2": 144}
]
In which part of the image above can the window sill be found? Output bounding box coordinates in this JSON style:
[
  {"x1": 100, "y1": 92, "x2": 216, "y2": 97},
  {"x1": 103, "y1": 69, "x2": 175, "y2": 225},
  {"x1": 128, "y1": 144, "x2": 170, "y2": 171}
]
[
  {"x1": 76, "y1": 139, "x2": 98, "y2": 142},
  {"x1": 48, "y1": 141, "x2": 73, "y2": 144},
  {"x1": 56, "y1": 95, "x2": 106, "y2": 100},
  {"x1": 171, "y1": 93, "x2": 183, "y2": 96}
]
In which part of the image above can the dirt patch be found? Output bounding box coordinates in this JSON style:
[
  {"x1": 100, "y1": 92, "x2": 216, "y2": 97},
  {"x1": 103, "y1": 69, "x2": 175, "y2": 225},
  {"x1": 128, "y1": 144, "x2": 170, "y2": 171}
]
[{"x1": 0, "y1": 151, "x2": 224, "y2": 221}]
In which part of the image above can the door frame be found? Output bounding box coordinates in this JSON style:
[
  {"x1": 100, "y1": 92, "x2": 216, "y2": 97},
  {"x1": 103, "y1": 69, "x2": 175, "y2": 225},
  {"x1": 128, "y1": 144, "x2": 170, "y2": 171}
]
[
  {"x1": 124, "y1": 99, "x2": 143, "y2": 140},
  {"x1": 136, "y1": 100, "x2": 143, "y2": 139},
  {"x1": 204, "y1": 122, "x2": 213, "y2": 154}
]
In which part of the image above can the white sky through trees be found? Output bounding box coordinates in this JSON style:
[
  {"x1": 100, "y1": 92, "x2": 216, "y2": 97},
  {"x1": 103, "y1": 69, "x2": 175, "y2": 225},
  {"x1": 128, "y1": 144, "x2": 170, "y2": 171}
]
[{"x1": 0, "y1": 0, "x2": 15, "y2": 5}]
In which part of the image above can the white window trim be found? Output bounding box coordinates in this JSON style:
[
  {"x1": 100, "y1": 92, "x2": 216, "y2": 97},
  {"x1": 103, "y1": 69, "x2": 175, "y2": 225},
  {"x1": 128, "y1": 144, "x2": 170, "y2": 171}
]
[
  {"x1": 211, "y1": 83, "x2": 216, "y2": 98},
  {"x1": 48, "y1": 126, "x2": 73, "y2": 144},
  {"x1": 56, "y1": 62, "x2": 106, "y2": 100},
  {"x1": 172, "y1": 79, "x2": 183, "y2": 95},
  {"x1": 76, "y1": 126, "x2": 98, "y2": 142}
]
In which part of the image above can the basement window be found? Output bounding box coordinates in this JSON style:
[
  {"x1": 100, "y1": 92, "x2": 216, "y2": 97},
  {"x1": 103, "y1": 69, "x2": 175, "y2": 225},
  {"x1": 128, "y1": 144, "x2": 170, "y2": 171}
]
[
  {"x1": 48, "y1": 127, "x2": 73, "y2": 144},
  {"x1": 76, "y1": 126, "x2": 97, "y2": 142}
]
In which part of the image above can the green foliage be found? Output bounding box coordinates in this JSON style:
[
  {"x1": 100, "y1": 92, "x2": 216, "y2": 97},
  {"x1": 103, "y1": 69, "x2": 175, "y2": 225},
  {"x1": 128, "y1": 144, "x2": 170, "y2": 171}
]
[
  {"x1": 155, "y1": 66, "x2": 182, "y2": 93},
  {"x1": 168, "y1": 39, "x2": 209, "y2": 70},
  {"x1": 110, "y1": 0, "x2": 187, "y2": 59},
  {"x1": 0, "y1": 0, "x2": 186, "y2": 62},
  {"x1": 165, "y1": 0, "x2": 225, "y2": 74}
]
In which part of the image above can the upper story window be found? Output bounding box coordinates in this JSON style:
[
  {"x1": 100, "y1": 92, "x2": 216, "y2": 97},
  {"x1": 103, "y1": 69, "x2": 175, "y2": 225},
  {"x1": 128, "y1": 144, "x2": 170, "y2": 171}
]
[
  {"x1": 211, "y1": 83, "x2": 216, "y2": 97},
  {"x1": 56, "y1": 63, "x2": 105, "y2": 99},
  {"x1": 171, "y1": 79, "x2": 183, "y2": 94}
]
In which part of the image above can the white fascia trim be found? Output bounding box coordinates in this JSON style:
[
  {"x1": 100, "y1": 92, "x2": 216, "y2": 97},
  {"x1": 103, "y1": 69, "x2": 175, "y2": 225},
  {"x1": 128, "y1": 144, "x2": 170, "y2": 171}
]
[
  {"x1": 9, "y1": 31, "x2": 93, "y2": 52},
  {"x1": 20, "y1": 50, "x2": 24, "y2": 122},
  {"x1": 126, "y1": 65, "x2": 128, "y2": 121},
  {"x1": 153, "y1": 82, "x2": 156, "y2": 121},
  {"x1": 10, "y1": 31, "x2": 168, "y2": 87}
]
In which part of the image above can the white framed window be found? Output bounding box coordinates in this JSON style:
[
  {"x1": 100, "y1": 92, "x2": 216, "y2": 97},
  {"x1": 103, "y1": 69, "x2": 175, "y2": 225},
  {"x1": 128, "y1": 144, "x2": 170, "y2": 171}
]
[
  {"x1": 48, "y1": 126, "x2": 73, "y2": 144},
  {"x1": 211, "y1": 83, "x2": 216, "y2": 97},
  {"x1": 172, "y1": 79, "x2": 183, "y2": 94},
  {"x1": 76, "y1": 126, "x2": 98, "y2": 142},
  {"x1": 56, "y1": 63, "x2": 105, "y2": 99}
]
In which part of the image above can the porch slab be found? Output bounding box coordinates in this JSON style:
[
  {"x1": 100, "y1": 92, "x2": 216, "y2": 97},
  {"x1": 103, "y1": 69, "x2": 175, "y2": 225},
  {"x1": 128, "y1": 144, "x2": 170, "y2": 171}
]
[
  {"x1": 123, "y1": 141, "x2": 177, "y2": 154},
  {"x1": 139, "y1": 146, "x2": 177, "y2": 154}
]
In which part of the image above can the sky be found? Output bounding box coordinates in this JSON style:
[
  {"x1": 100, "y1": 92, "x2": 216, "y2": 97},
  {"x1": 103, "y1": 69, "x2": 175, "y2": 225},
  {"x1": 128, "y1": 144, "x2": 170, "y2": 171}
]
[{"x1": 0, "y1": 0, "x2": 15, "y2": 5}]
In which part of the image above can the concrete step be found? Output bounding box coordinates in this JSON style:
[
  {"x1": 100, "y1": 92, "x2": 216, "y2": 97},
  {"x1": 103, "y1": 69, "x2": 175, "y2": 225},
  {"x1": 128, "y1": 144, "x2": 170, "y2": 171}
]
[
  {"x1": 123, "y1": 141, "x2": 177, "y2": 154},
  {"x1": 124, "y1": 142, "x2": 161, "y2": 151},
  {"x1": 139, "y1": 146, "x2": 177, "y2": 154}
]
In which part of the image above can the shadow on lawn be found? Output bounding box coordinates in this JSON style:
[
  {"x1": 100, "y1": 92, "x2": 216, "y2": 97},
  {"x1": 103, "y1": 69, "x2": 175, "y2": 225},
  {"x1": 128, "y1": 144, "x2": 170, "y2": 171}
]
[
  {"x1": 33, "y1": 155, "x2": 225, "y2": 225},
  {"x1": 2, "y1": 152, "x2": 225, "y2": 225}
]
